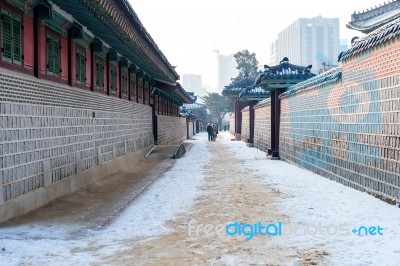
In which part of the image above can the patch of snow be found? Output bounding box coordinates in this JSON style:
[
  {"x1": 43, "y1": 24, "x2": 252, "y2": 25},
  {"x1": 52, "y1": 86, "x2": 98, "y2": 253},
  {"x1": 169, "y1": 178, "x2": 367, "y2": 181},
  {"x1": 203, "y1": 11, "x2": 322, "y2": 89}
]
[
  {"x1": 223, "y1": 135, "x2": 400, "y2": 266},
  {"x1": 0, "y1": 134, "x2": 210, "y2": 265}
]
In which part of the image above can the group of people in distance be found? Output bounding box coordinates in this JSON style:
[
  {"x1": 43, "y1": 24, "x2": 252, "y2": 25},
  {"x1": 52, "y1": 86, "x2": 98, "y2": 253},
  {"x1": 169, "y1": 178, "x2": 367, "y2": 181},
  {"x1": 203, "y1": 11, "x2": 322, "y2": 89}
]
[{"x1": 206, "y1": 123, "x2": 219, "y2": 142}]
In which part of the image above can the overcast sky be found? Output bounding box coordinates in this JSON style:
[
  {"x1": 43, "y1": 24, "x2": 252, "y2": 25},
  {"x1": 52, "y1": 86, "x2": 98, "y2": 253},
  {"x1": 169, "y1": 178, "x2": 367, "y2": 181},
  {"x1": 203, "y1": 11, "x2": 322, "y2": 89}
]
[{"x1": 129, "y1": 0, "x2": 386, "y2": 90}]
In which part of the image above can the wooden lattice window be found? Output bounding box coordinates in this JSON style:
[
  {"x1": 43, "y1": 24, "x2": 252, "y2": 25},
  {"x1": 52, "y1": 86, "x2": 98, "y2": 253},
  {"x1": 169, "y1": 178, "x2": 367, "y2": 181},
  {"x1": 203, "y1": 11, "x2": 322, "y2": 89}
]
[
  {"x1": 95, "y1": 58, "x2": 104, "y2": 89},
  {"x1": 109, "y1": 64, "x2": 117, "y2": 94},
  {"x1": 46, "y1": 33, "x2": 61, "y2": 77},
  {"x1": 130, "y1": 73, "x2": 136, "y2": 99},
  {"x1": 1, "y1": 10, "x2": 22, "y2": 65},
  {"x1": 121, "y1": 69, "x2": 127, "y2": 97},
  {"x1": 76, "y1": 48, "x2": 86, "y2": 84}
]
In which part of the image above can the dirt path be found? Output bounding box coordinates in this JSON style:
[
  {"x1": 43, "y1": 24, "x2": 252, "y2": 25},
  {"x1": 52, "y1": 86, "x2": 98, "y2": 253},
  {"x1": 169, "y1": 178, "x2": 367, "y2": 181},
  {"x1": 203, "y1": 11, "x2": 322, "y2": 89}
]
[{"x1": 101, "y1": 133, "x2": 328, "y2": 265}]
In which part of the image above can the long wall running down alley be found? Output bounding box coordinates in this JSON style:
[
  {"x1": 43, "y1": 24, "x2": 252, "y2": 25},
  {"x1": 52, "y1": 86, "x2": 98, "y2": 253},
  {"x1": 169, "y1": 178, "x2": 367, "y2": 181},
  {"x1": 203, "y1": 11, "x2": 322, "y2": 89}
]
[{"x1": 279, "y1": 37, "x2": 400, "y2": 201}]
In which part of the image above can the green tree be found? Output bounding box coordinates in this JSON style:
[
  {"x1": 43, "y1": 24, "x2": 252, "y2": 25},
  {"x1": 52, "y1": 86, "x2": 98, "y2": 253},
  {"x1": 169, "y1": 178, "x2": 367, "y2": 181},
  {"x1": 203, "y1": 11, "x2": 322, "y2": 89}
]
[
  {"x1": 231, "y1": 49, "x2": 259, "y2": 84},
  {"x1": 201, "y1": 92, "x2": 233, "y2": 115}
]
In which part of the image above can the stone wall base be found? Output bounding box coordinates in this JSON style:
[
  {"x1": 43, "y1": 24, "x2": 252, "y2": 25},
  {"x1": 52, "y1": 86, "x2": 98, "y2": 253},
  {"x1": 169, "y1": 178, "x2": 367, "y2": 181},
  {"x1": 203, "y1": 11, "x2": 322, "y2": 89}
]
[{"x1": 0, "y1": 145, "x2": 153, "y2": 224}]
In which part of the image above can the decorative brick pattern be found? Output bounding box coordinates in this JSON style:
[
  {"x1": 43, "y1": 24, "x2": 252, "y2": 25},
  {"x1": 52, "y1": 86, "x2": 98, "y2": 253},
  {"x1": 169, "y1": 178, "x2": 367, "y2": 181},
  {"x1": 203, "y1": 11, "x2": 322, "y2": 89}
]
[
  {"x1": 279, "y1": 42, "x2": 400, "y2": 201},
  {"x1": 156, "y1": 116, "x2": 187, "y2": 145},
  {"x1": 254, "y1": 100, "x2": 271, "y2": 152},
  {"x1": 0, "y1": 71, "x2": 153, "y2": 203},
  {"x1": 241, "y1": 107, "x2": 250, "y2": 142}
]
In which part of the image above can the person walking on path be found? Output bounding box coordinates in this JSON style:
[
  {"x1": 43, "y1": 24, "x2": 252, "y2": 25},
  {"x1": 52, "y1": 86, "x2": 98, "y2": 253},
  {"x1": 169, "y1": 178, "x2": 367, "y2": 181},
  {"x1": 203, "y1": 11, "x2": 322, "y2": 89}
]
[
  {"x1": 212, "y1": 124, "x2": 218, "y2": 141},
  {"x1": 206, "y1": 123, "x2": 213, "y2": 142}
]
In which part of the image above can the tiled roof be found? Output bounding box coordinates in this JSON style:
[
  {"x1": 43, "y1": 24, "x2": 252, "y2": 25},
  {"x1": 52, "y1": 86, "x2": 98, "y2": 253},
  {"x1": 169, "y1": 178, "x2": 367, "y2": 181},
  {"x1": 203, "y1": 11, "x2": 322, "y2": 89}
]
[
  {"x1": 182, "y1": 103, "x2": 206, "y2": 110},
  {"x1": 222, "y1": 77, "x2": 269, "y2": 100},
  {"x1": 256, "y1": 58, "x2": 315, "y2": 84},
  {"x1": 347, "y1": 0, "x2": 400, "y2": 33},
  {"x1": 176, "y1": 83, "x2": 196, "y2": 103},
  {"x1": 222, "y1": 77, "x2": 255, "y2": 96},
  {"x1": 339, "y1": 17, "x2": 400, "y2": 61},
  {"x1": 186, "y1": 92, "x2": 198, "y2": 102},
  {"x1": 280, "y1": 67, "x2": 342, "y2": 99},
  {"x1": 239, "y1": 84, "x2": 270, "y2": 98},
  {"x1": 221, "y1": 86, "x2": 243, "y2": 96}
]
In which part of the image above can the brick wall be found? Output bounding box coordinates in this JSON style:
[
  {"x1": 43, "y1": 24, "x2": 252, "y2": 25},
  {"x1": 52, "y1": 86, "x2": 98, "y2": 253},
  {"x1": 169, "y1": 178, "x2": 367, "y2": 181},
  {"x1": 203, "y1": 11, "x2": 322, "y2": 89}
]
[
  {"x1": 241, "y1": 107, "x2": 250, "y2": 142},
  {"x1": 156, "y1": 116, "x2": 187, "y2": 145},
  {"x1": 279, "y1": 40, "x2": 400, "y2": 201},
  {"x1": 0, "y1": 70, "x2": 153, "y2": 206},
  {"x1": 254, "y1": 99, "x2": 271, "y2": 152}
]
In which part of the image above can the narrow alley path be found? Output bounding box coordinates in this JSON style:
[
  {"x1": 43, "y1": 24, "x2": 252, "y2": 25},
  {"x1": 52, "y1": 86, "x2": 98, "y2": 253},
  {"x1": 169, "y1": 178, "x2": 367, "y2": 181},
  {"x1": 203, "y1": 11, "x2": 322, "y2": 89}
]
[
  {"x1": 101, "y1": 132, "x2": 327, "y2": 265},
  {"x1": 1, "y1": 132, "x2": 400, "y2": 265}
]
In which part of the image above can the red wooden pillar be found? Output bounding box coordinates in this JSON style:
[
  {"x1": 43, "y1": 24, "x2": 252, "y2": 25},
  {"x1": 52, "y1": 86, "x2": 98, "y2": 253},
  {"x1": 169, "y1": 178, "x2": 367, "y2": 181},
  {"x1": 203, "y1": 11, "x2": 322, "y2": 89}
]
[
  {"x1": 23, "y1": 12, "x2": 34, "y2": 73},
  {"x1": 154, "y1": 95, "x2": 158, "y2": 114},
  {"x1": 116, "y1": 60, "x2": 120, "y2": 97},
  {"x1": 33, "y1": 16, "x2": 44, "y2": 79},
  {"x1": 167, "y1": 101, "x2": 170, "y2": 116},
  {"x1": 67, "y1": 31, "x2": 75, "y2": 86},
  {"x1": 102, "y1": 56, "x2": 108, "y2": 94},
  {"x1": 249, "y1": 100, "x2": 256, "y2": 145},
  {"x1": 33, "y1": 2, "x2": 52, "y2": 79},
  {"x1": 234, "y1": 101, "x2": 241, "y2": 138},
  {"x1": 149, "y1": 84, "x2": 153, "y2": 105},
  {"x1": 158, "y1": 97, "x2": 161, "y2": 115},
  {"x1": 85, "y1": 48, "x2": 91, "y2": 89},
  {"x1": 135, "y1": 73, "x2": 139, "y2": 103},
  {"x1": 106, "y1": 49, "x2": 117, "y2": 96},
  {"x1": 90, "y1": 38, "x2": 102, "y2": 91},
  {"x1": 90, "y1": 47, "x2": 95, "y2": 91},
  {"x1": 270, "y1": 89, "x2": 284, "y2": 159}
]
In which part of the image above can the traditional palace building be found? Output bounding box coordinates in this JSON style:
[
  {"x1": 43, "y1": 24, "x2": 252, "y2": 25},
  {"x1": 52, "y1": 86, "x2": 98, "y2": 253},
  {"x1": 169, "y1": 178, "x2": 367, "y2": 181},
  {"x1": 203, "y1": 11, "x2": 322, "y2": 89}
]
[
  {"x1": 0, "y1": 0, "x2": 193, "y2": 107},
  {"x1": 0, "y1": 0, "x2": 194, "y2": 222}
]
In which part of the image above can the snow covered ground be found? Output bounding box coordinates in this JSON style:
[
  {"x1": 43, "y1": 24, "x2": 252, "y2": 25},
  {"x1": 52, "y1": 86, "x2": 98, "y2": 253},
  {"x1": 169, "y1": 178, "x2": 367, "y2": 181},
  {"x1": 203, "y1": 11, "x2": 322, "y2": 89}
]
[
  {"x1": 0, "y1": 131, "x2": 399, "y2": 265},
  {"x1": 0, "y1": 137, "x2": 210, "y2": 265},
  {"x1": 225, "y1": 134, "x2": 400, "y2": 266}
]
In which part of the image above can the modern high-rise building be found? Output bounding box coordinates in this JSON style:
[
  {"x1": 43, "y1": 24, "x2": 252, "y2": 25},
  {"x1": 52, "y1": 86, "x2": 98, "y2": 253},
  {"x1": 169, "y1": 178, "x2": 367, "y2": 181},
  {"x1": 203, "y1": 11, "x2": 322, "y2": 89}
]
[
  {"x1": 270, "y1": 16, "x2": 340, "y2": 73},
  {"x1": 217, "y1": 54, "x2": 238, "y2": 94},
  {"x1": 182, "y1": 74, "x2": 207, "y2": 98},
  {"x1": 339, "y1": 39, "x2": 349, "y2": 53},
  {"x1": 269, "y1": 40, "x2": 278, "y2": 67}
]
